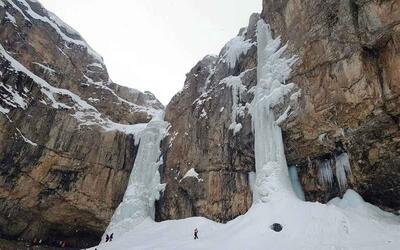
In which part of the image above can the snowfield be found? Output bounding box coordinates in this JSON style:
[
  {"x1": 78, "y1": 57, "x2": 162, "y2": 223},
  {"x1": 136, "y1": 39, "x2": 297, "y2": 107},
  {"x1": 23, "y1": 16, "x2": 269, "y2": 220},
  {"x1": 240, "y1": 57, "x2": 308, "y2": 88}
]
[{"x1": 92, "y1": 190, "x2": 400, "y2": 250}]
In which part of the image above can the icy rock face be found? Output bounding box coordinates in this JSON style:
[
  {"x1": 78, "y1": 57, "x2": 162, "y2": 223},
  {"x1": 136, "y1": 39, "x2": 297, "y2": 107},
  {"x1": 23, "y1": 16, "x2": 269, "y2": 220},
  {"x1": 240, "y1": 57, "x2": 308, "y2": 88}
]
[
  {"x1": 261, "y1": 0, "x2": 400, "y2": 211},
  {"x1": 0, "y1": 0, "x2": 163, "y2": 248}
]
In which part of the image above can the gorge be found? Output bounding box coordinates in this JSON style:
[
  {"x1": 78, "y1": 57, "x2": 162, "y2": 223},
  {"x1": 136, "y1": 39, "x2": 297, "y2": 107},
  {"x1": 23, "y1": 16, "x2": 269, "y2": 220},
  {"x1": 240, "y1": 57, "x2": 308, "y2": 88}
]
[{"x1": 0, "y1": 0, "x2": 400, "y2": 249}]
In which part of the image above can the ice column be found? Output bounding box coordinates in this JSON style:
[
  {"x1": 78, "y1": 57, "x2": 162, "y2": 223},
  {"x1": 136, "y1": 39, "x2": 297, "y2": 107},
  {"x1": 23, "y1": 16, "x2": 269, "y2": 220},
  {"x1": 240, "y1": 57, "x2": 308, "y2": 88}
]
[
  {"x1": 251, "y1": 20, "x2": 298, "y2": 203},
  {"x1": 104, "y1": 112, "x2": 168, "y2": 237},
  {"x1": 335, "y1": 152, "x2": 352, "y2": 190},
  {"x1": 289, "y1": 166, "x2": 306, "y2": 201}
]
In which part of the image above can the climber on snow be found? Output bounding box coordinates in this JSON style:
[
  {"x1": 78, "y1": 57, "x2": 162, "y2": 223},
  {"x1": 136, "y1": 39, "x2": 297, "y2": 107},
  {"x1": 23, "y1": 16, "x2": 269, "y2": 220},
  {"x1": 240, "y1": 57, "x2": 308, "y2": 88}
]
[
  {"x1": 194, "y1": 228, "x2": 199, "y2": 240},
  {"x1": 105, "y1": 234, "x2": 109, "y2": 242}
]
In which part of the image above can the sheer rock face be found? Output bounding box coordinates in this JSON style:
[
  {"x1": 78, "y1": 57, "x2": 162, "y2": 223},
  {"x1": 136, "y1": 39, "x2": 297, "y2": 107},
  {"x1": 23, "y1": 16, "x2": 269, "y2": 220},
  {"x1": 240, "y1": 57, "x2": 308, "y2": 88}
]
[
  {"x1": 158, "y1": 0, "x2": 400, "y2": 221},
  {"x1": 0, "y1": 0, "x2": 162, "y2": 248},
  {"x1": 261, "y1": 0, "x2": 400, "y2": 211},
  {"x1": 157, "y1": 14, "x2": 259, "y2": 222}
]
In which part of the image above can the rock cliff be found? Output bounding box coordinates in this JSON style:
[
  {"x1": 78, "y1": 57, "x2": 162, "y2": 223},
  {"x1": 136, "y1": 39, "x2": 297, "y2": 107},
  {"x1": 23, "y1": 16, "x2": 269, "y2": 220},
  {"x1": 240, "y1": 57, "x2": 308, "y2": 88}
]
[
  {"x1": 0, "y1": 0, "x2": 162, "y2": 248},
  {"x1": 261, "y1": 0, "x2": 400, "y2": 211},
  {"x1": 156, "y1": 14, "x2": 259, "y2": 222},
  {"x1": 157, "y1": 0, "x2": 400, "y2": 221}
]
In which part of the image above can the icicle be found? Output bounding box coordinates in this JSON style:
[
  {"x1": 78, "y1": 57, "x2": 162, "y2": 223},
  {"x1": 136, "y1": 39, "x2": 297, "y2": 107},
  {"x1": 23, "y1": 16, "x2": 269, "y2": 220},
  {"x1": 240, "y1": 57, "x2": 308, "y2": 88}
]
[
  {"x1": 288, "y1": 166, "x2": 305, "y2": 201},
  {"x1": 318, "y1": 159, "x2": 334, "y2": 187},
  {"x1": 335, "y1": 152, "x2": 352, "y2": 190}
]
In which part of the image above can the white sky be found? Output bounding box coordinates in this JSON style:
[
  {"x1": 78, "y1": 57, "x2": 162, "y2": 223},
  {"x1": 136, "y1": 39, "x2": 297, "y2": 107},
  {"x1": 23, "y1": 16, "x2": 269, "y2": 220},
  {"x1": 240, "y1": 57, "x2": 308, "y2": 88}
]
[{"x1": 39, "y1": 0, "x2": 261, "y2": 105}]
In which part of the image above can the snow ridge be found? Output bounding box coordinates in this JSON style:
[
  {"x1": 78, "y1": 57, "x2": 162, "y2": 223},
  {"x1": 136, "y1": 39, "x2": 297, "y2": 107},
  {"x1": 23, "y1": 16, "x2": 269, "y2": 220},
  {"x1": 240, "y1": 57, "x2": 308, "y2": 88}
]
[
  {"x1": 0, "y1": 44, "x2": 155, "y2": 134},
  {"x1": 5, "y1": 0, "x2": 103, "y2": 62}
]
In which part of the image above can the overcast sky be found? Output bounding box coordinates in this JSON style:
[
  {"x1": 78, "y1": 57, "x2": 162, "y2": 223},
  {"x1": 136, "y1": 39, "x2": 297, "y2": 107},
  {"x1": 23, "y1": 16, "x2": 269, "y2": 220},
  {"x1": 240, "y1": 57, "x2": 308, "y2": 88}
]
[{"x1": 39, "y1": 0, "x2": 261, "y2": 104}]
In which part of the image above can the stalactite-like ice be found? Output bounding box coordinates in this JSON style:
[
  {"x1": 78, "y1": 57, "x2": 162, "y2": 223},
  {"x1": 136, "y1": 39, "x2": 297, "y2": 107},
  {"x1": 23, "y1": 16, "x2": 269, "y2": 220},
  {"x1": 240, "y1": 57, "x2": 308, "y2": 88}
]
[
  {"x1": 318, "y1": 159, "x2": 334, "y2": 187},
  {"x1": 318, "y1": 153, "x2": 352, "y2": 190},
  {"x1": 335, "y1": 152, "x2": 352, "y2": 190}
]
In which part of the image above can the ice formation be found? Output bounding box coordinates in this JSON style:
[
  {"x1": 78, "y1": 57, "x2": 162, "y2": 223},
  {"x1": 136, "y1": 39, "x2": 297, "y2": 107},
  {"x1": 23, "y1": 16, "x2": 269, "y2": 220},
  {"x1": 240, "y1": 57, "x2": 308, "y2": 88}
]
[
  {"x1": 288, "y1": 166, "x2": 305, "y2": 201},
  {"x1": 335, "y1": 152, "x2": 352, "y2": 190},
  {"x1": 221, "y1": 71, "x2": 250, "y2": 135},
  {"x1": 221, "y1": 32, "x2": 255, "y2": 69},
  {"x1": 104, "y1": 112, "x2": 169, "y2": 238},
  {"x1": 318, "y1": 159, "x2": 334, "y2": 187},
  {"x1": 250, "y1": 19, "x2": 297, "y2": 203},
  {"x1": 318, "y1": 153, "x2": 352, "y2": 190}
]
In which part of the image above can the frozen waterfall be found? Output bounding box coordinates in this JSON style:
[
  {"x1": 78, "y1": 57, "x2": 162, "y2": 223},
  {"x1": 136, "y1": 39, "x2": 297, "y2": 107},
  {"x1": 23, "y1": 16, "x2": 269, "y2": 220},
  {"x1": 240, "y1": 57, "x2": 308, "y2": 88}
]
[
  {"x1": 104, "y1": 112, "x2": 169, "y2": 238},
  {"x1": 251, "y1": 20, "x2": 298, "y2": 203}
]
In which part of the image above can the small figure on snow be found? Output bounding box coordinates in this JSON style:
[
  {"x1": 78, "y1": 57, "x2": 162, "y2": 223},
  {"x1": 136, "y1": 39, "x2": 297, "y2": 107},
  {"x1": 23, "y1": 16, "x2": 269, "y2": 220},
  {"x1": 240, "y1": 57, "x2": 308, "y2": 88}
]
[
  {"x1": 110, "y1": 233, "x2": 114, "y2": 242},
  {"x1": 194, "y1": 228, "x2": 199, "y2": 240},
  {"x1": 105, "y1": 234, "x2": 109, "y2": 242}
]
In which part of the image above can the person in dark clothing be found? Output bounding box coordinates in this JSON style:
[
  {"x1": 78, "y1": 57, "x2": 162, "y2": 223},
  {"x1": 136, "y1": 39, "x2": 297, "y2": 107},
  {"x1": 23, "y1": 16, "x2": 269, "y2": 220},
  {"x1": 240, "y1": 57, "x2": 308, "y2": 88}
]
[
  {"x1": 110, "y1": 233, "x2": 114, "y2": 242},
  {"x1": 194, "y1": 228, "x2": 199, "y2": 240},
  {"x1": 105, "y1": 234, "x2": 109, "y2": 242}
]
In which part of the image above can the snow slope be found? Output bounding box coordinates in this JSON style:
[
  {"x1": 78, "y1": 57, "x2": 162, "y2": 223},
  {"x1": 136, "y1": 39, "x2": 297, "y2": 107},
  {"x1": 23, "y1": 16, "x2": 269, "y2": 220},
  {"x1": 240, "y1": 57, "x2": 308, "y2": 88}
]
[{"x1": 91, "y1": 190, "x2": 400, "y2": 250}]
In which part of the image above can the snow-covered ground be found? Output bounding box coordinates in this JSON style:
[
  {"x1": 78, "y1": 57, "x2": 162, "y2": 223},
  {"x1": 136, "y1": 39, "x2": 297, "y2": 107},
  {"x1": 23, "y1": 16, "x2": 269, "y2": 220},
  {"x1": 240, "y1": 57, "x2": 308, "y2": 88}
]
[{"x1": 92, "y1": 190, "x2": 400, "y2": 250}]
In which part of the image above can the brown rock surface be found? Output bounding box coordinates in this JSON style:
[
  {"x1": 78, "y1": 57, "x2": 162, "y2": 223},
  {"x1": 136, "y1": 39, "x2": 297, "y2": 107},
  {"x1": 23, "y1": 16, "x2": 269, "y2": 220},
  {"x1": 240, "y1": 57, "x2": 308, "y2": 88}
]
[
  {"x1": 0, "y1": 0, "x2": 162, "y2": 248},
  {"x1": 157, "y1": 15, "x2": 259, "y2": 222}
]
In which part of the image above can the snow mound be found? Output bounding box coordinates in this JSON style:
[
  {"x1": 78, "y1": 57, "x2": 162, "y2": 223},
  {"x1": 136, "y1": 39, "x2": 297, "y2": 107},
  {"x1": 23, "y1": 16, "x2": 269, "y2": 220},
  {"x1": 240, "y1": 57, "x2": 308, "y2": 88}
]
[{"x1": 92, "y1": 190, "x2": 400, "y2": 250}]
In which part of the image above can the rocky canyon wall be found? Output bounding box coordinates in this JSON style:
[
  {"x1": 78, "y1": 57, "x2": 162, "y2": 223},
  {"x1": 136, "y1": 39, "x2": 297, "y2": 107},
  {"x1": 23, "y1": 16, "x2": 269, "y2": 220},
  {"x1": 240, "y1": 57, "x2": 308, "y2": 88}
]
[
  {"x1": 261, "y1": 0, "x2": 400, "y2": 211},
  {"x1": 1, "y1": 0, "x2": 399, "y2": 248},
  {"x1": 0, "y1": 0, "x2": 162, "y2": 248},
  {"x1": 157, "y1": 0, "x2": 400, "y2": 221}
]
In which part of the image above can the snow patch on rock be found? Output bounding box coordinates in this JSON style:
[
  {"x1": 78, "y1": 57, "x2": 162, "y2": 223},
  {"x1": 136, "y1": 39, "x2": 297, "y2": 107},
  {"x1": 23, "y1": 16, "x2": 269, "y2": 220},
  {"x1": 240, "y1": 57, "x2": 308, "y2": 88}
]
[
  {"x1": 5, "y1": 11, "x2": 17, "y2": 25},
  {"x1": 15, "y1": 127, "x2": 37, "y2": 146},
  {"x1": 7, "y1": 0, "x2": 103, "y2": 62},
  {"x1": 0, "y1": 44, "x2": 158, "y2": 134},
  {"x1": 181, "y1": 168, "x2": 203, "y2": 183},
  {"x1": 220, "y1": 32, "x2": 255, "y2": 69}
]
